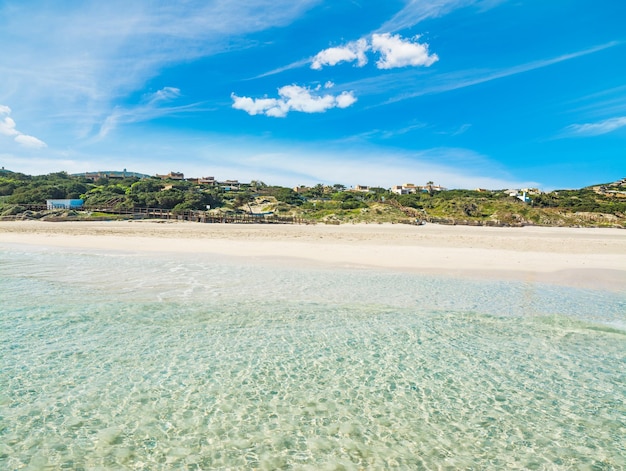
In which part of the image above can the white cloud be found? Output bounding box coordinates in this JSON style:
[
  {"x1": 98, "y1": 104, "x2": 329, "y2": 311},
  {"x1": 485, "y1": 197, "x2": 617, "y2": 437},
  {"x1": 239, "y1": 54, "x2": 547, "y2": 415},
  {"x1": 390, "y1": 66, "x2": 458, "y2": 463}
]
[
  {"x1": 279, "y1": 85, "x2": 336, "y2": 113},
  {"x1": 336, "y1": 92, "x2": 358, "y2": 109},
  {"x1": 0, "y1": 116, "x2": 19, "y2": 137},
  {"x1": 371, "y1": 33, "x2": 438, "y2": 69},
  {"x1": 311, "y1": 39, "x2": 369, "y2": 69},
  {"x1": 311, "y1": 34, "x2": 437, "y2": 70},
  {"x1": 0, "y1": 105, "x2": 47, "y2": 148},
  {"x1": 0, "y1": 105, "x2": 19, "y2": 136},
  {"x1": 15, "y1": 134, "x2": 48, "y2": 149},
  {"x1": 564, "y1": 116, "x2": 626, "y2": 137},
  {"x1": 232, "y1": 85, "x2": 357, "y2": 118},
  {"x1": 231, "y1": 96, "x2": 281, "y2": 116}
]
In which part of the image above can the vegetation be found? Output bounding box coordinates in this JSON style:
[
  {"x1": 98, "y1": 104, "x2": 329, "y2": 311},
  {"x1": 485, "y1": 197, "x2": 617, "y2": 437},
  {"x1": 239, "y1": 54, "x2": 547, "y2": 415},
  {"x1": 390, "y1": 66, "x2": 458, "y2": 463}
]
[{"x1": 0, "y1": 170, "x2": 624, "y2": 227}]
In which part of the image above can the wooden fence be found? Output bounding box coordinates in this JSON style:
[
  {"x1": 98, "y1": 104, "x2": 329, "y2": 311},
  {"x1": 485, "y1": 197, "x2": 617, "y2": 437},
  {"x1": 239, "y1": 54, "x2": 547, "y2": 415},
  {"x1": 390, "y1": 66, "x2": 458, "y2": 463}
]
[{"x1": 4, "y1": 204, "x2": 307, "y2": 224}]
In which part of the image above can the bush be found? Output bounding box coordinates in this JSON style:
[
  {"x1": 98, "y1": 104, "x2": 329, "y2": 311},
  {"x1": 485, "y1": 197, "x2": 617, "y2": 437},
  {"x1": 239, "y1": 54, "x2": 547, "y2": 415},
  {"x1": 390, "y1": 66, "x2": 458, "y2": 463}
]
[
  {"x1": 1, "y1": 205, "x2": 26, "y2": 216},
  {"x1": 267, "y1": 187, "x2": 303, "y2": 205},
  {"x1": 341, "y1": 200, "x2": 367, "y2": 210}
]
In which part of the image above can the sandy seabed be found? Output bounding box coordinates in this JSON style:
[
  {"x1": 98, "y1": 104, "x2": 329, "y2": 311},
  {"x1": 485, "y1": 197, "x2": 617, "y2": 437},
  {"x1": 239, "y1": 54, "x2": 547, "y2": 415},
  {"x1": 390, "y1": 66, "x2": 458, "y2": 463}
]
[{"x1": 1, "y1": 220, "x2": 624, "y2": 291}]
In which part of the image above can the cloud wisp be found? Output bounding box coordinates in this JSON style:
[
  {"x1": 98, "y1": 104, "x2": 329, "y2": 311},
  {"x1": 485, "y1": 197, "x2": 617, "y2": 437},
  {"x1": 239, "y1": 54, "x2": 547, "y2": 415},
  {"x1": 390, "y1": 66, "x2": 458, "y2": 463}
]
[
  {"x1": 0, "y1": 1, "x2": 322, "y2": 137},
  {"x1": 232, "y1": 84, "x2": 357, "y2": 118},
  {"x1": 311, "y1": 33, "x2": 438, "y2": 70},
  {"x1": 97, "y1": 87, "x2": 205, "y2": 138},
  {"x1": 563, "y1": 116, "x2": 626, "y2": 137},
  {"x1": 379, "y1": 0, "x2": 507, "y2": 32},
  {"x1": 0, "y1": 105, "x2": 47, "y2": 149},
  {"x1": 372, "y1": 41, "x2": 620, "y2": 105}
]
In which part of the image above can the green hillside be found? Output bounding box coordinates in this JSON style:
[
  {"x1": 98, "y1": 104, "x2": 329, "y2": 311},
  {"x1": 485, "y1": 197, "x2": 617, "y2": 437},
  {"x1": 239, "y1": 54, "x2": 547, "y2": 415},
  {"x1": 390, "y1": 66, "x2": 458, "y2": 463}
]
[{"x1": 1, "y1": 171, "x2": 625, "y2": 227}]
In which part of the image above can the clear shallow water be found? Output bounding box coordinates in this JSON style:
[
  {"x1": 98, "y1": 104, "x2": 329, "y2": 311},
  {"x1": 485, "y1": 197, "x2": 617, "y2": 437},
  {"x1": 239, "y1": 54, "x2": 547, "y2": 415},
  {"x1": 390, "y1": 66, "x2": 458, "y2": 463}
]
[{"x1": 1, "y1": 244, "x2": 624, "y2": 470}]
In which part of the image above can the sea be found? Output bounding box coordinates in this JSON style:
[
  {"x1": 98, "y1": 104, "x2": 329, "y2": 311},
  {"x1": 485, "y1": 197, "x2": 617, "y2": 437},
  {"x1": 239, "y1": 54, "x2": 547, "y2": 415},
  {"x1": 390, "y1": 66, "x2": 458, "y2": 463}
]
[{"x1": 0, "y1": 242, "x2": 624, "y2": 470}]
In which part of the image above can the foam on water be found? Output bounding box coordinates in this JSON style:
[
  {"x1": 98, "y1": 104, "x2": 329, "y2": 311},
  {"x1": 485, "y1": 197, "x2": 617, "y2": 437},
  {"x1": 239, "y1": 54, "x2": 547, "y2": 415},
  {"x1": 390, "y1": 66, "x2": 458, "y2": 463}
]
[{"x1": 1, "y1": 244, "x2": 625, "y2": 470}]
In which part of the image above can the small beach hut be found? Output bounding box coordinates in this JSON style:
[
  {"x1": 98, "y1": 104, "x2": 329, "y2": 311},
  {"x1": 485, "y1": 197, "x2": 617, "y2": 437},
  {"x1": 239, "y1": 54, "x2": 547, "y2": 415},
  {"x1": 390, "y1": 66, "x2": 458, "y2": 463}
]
[{"x1": 46, "y1": 199, "x2": 84, "y2": 210}]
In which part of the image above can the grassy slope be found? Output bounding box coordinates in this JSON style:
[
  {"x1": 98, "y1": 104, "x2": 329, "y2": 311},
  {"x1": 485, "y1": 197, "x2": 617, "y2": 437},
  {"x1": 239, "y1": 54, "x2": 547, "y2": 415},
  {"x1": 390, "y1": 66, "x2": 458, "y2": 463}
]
[
  {"x1": 1, "y1": 175, "x2": 625, "y2": 227},
  {"x1": 249, "y1": 193, "x2": 626, "y2": 227}
]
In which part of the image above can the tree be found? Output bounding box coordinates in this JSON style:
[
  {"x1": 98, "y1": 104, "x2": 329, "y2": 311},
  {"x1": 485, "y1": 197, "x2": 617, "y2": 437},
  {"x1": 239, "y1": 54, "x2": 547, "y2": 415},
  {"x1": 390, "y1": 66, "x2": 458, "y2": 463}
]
[
  {"x1": 232, "y1": 191, "x2": 253, "y2": 212},
  {"x1": 268, "y1": 187, "x2": 302, "y2": 205},
  {"x1": 332, "y1": 191, "x2": 367, "y2": 209},
  {"x1": 302, "y1": 183, "x2": 325, "y2": 199},
  {"x1": 364, "y1": 187, "x2": 390, "y2": 201},
  {"x1": 155, "y1": 189, "x2": 185, "y2": 209},
  {"x1": 250, "y1": 180, "x2": 267, "y2": 192},
  {"x1": 129, "y1": 179, "x2": 164, "y2": 194}
]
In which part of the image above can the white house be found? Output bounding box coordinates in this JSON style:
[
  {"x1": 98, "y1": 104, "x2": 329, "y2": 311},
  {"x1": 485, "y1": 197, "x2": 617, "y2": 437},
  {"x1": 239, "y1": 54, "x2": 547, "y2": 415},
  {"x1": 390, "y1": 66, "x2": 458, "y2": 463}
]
[
  {"x1": 46, "y1": 199, "x2": 84, "y2": 210},
  {"x1": 392, "y1": 183, "x2": 447, "y2": 194},
  {"x1": 392, "y1": 183, "x2": 418, "y2": 195}
]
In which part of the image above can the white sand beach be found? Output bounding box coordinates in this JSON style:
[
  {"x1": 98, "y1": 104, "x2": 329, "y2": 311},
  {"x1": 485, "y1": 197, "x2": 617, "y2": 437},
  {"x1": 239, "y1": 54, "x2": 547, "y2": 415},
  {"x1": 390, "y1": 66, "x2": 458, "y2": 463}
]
[{"x1": 1, "y1": 220, "x2": 624, "y2": 291}]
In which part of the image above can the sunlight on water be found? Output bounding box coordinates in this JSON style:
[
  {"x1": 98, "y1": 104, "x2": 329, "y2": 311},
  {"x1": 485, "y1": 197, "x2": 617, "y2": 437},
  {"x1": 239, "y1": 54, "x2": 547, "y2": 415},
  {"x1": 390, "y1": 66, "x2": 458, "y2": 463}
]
[{"x1": 1, "y1": 245, "x2": 625, "y2": 470}]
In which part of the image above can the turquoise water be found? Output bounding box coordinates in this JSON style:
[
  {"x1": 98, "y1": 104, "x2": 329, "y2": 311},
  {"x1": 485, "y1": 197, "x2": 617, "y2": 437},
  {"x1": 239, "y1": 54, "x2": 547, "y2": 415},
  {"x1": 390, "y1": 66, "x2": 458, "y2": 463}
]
[{"x1": 1, "y1": 244, "x2": 625, "y2": 470}]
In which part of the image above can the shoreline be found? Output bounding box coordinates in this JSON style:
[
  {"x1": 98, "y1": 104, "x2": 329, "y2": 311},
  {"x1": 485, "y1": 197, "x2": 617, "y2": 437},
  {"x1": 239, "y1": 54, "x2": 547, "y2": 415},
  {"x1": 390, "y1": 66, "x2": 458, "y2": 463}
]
[{"x1": 1, "y1": 220, "x2": 625, "y2": 291}]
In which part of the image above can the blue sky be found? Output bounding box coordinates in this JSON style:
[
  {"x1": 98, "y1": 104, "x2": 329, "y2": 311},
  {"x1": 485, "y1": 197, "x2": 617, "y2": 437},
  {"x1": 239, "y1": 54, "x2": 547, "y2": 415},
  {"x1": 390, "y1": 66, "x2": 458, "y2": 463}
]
[{"x1": 1, "y1": 0, "x2": 625, "y2": 190}]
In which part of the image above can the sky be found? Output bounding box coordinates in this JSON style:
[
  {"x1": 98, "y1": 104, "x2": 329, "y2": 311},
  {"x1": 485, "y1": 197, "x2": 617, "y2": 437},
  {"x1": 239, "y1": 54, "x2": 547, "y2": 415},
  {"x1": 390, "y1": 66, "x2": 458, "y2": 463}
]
[{"x1": 1, "y1": 0, "x2": 625, "y2": 190}]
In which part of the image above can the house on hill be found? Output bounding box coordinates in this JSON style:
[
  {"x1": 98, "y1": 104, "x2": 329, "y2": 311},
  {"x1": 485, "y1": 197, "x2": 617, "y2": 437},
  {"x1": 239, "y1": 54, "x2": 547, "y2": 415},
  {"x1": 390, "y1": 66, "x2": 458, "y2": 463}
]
[
  {"x1": 506, "y1": 189, "x2": 533, "y2": 203},
  {"x1": 392, "y1": 183, "x2": 418, "y2": 195},
  {"x1": 74, "y1": 169, "x2": 150, "y2": 181},
  {"x1": 156, "y1": 171, "x2": 185, "y2": 180},
  {"x1": 392, "y1": 183, "x2": 447, "y2": 194},
  {"x1": 220, "y1": 180, "x2": 241, "y2": 191},
  {"x1": 187, "y1": 176, "x2": 216, "y2": 185}
]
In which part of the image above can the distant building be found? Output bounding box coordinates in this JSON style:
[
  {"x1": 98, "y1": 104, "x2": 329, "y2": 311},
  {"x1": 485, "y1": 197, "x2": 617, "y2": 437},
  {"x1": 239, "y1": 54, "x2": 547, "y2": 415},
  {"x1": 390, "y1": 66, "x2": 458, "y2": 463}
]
[
  {"x1": 156, "y1": 172, "x2": 185, "y2": 180},
  {"x1": 392, "y1": 183, "x2": 418, "y2": 195},
  {"x1": 350, "y1": 185, "x2": 371, "y2": 193},
  {"x1": 187, "y1": 176, "x2": 216, "y2": 185},
  {"x1": 74, "y1": 169, "x2": 150, "y2": 181},
  {"x1": 420, "y1": 184, "x2": 446, "y2": 193},
  {"x1": 46, "y1": 199, "x2": 84, "y2": 210},
  {"x1": 392, "y1": 183, "x2": 447, "y2": 194},
  {"x1": 506, "y1": 189, "x2": 533, "y2": 203},
  {"x1": 597, "y1": 178, "x2": 626, "y2": 196},
  {"x1": 220, "y1": 180, "x2": 240, "y2": 191}
]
